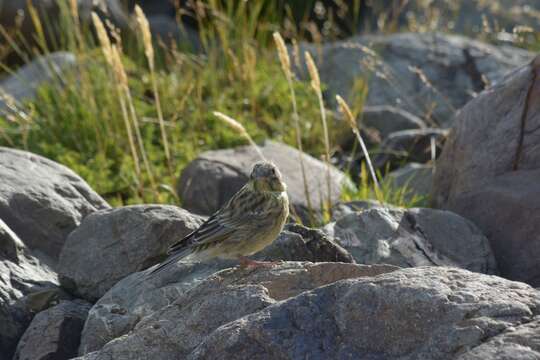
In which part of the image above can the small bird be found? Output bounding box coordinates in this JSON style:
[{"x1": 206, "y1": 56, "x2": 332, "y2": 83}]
[{"x1": 151, "y1": 161, "x2": 289, "y2": 274}]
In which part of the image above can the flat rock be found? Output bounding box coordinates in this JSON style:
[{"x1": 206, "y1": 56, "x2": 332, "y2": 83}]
[
  {"x1": 13, "y1": 299, "x2": 91, "y2": 360},
  {"x1": 178, "y1": 140, "x2": 352, "y2": 223},
  {"x1": 191, "y1": 267, "x2": 540, "y2": 359},
  {"x1": 78, "y1": 224, "x2": 355, "y2": 355},
  {"x1": 298, "y1": 32, "x2": 532, "y2": 128},
  {"x1": 77, "y1": 262, "x2": 397, "y2": 358},
  {"x1": 323, "y1": 206, "x2": 497, "y2": 274},
  {"x1": 432, "y1": 56, "x2": 540, "y2": 286},
  {"x1": 0, "y1": 147, "x2": 109, "y2": 263},
  {"x1": 58, "y1": 205, "x2": 204, "y2": 302}
]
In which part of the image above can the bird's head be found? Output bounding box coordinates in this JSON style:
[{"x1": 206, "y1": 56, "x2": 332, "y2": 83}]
[{"x1": 249, "y1": 161, "x2": 286, "y2": 193}]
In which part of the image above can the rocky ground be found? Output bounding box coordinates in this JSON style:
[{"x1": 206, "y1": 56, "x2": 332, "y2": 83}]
[
  {"x1": 2, "y1": 51, "x2": 540, "y2": 357},
  {"x1": 2, "y1": 1, "x2": 540, "y2": 360}
]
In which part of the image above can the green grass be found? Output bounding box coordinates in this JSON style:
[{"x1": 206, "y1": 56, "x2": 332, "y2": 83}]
[
  {"x1": 3, "y1": 0, "x2": 498, "y2": 212},
  {"x1": 0, "y1": 1, "x2": 350, "y2": 207}
]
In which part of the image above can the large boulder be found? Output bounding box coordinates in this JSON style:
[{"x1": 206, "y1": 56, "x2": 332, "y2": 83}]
[
  {"x1": 58, "y1": 205, "x2": 204, "y2": 302},
  {"x1": 77, "y1": 262, "x2": 397, "y2": 358},
  {"x1": 323, "y1": 206, "x2": 497, "y2": 274},
  {"x1": 0, "y1": 219, "x2": 59, "y2": 359},
  {"x1": 191, "y1": 267, "x2": 540, "y2": 359},
  {"x1": 178, "y1": 140, "x2": 352, "y2": 223},
  {"x1": 78, "y1": 224, "x2": 355, "y2": 354},
  {"x1": 298, "y1": 32, "x2": 532, "y2": 128},
  {"x1": 13, "y1": 299, "x2": 91, "y2": 360},
  {"x1": 432, "y1": 56, "x2": 540, "y2": 286},
  {"x1": 0, "y1": 147, "x2": 110, "y2": 263}
]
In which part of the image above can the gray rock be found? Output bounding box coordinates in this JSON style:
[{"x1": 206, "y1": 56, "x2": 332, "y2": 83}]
[
  {"x1": 298, "y1": 32, "x2": 532, "y2": 128},
  {"x1": 457, "y1": 317, "x2": 540, "y2": 359},
  {"x1": 78, "y1": 224, "x2": 355, "y2": 355},
  {"x1": 0, "y1": 52, "x2": 76, "y2": 113},
  {"x1": 360, "y1": 105, "x2": 426, "y2": 141},
  {"x1": 78, "y1": 260, "x2": 230, "y2": 356},
  {"x1": 147, "y1": 15, "x2": 202, "y2": 51},
  {"x1": 13, "y1": 299, "x2": 91, "y2": 360},
  {"x1": 0, "y1": 147, "x2": 110, "y2": 263},
  {"x1": 178, "y1": 140, "x2": 353, "y2": 223},
  {"x1": 0, "y1": 219, "x2": 58, "y2": 359},
  {"x1": 373, "y1": 128, "x2": 448, "y2": 169},
  {"x1": 191, "y1": 267, "x2": 540, "y2": 359},
  {"x1": 323, "y1": 206, "x2": 497, "y2": 274},
  {"x1": 386, "y1": 162, "x2": 433, "y2": 200},
  {"x1": 432, "y1": 56, "x2": 540, "y2": 286},
  {"x1": 58, "y1": 205, "x2": 204, "y2": 302},
  {"x1": 78, "y1": 262, "x2": 398, "y2": 358},
  {"x1": 254, "y1": 224, "x2": 354, "y2": 263},
  {"x1": 331, "y1": 199, "x2": 398, "y2": 221}
]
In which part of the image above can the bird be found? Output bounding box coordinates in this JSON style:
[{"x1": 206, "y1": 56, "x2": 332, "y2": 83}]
[{"x1": 150, "y1": 161, "x2": 289, "y2": 274}]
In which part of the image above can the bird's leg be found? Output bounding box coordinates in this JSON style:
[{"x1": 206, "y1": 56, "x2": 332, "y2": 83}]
[{"x1": 238, "y1": 256, "x2": 279, "y2": 269}]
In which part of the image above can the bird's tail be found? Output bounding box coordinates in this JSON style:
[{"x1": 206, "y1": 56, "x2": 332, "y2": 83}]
[{"x1": 147, "y1": 247, "x2": 191, "y2": 276}]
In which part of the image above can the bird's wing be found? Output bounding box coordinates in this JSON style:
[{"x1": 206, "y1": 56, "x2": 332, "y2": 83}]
[
  {"x1": 149, "y1": 187, "x2": 284, "y2": 276},
  {"x1": 168, "y1": 186, "x2": 280, "y2": 254}
]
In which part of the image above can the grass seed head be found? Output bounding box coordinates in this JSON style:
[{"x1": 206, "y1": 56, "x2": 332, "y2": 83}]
[
  {"x1": 305, "y1": 51, "x2": 321, "y2": 93},
  {"x1": 273, "y1": 32, "x2": 291, "y2": 78},
  {"x1": 134, "y1": 5, "x2": 154, "y2": 69}
]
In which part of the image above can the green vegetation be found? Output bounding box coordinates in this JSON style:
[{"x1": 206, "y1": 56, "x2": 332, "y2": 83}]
[
  {"x1": 3, "y1": 1, "x2": 533, "y2": 211},
  {"x1": 0, "y1": 1, "x2": 349, "y2": 207}
]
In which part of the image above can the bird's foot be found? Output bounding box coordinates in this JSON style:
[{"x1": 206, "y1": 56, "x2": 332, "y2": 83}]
[{"x1": 238, "y1": 256, "x2": 280, "y2": 269}]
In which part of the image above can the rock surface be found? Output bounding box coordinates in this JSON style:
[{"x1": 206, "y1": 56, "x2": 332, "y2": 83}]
[
  {"x1": 78, "y1": 262, "x2": 397, "y2": 358},
  {"x1": 373, "y1": 128, "x2": 448, "y2": 170},
  {"x1": 13, "y1": 299, "x2": 91, "y2": 360},
  {"x1": 0, "y1": 52, "x2": 76, "y2": 113},
  {"x1": 191, "y1": 267, "x2": 540, "y2": 359},
  {"x1": 386, "y1": 162, "x2": 433, "y2": 200},
  {"x1": 0, "y1": 219, "x2": 58, "y2": 359},
  {"x1": 323, "y1": 206, "x2": 497, "y2": 274},
  {"x1": 432, "y1": 56, "x2": 540, "y2": 286},
  {"x1": 299, "y1": 32, "x2": 532, "y2": 127},
  {"x1": 254, "y1": 224, "x2": 354, "y2": 263},
  {"x1": 58, "y1": 205, "x2": 203, "y2": 302},
  {"x1": 78, "y1": 224, "x2": 354, "y2": 354},
  {"x1": 0, "y1": 147, "x2": 110, "y2": 263},
  {"x1": 360, "y1": 105, "x2": 426, "y2": 141},
  {"x1": 178, "y1": 140, "x2": 352, "y2": 223}
]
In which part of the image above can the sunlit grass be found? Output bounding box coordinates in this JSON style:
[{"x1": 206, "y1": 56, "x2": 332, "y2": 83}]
[{"x1": 0, "y1": 0, "x2": 499, "y2": 213}]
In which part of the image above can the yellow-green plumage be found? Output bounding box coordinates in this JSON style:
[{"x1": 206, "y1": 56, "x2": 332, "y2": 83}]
[{"x1": 151, "y1": 161, "x2": 289, "y2": 273}]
